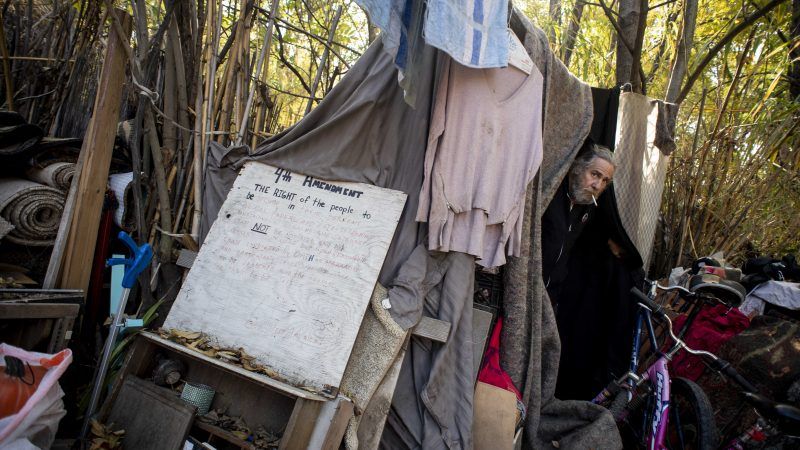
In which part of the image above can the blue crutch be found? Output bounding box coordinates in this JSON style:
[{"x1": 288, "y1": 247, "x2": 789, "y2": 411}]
[{"x1": 80, "y1": 231, "x2": 152, "y2": 438}]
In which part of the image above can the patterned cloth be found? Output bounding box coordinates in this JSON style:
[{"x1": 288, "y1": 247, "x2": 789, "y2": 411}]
[
  {"x1": 424, "y1": 0, "x2": 509, "y2": 68},
  {"x1": 611, "y1": 92, "x2": 674, "y2": 270},
  {"x1": 355, "y1": 0, "x2": 509, "y2": 72}
]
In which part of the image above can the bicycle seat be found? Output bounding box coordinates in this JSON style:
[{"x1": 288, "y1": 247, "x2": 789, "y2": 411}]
[
  {"x1": 744, "y1": 392, "x2": 800, "y2": 436},
  {"x1": 688, "y1": 274, "x2": 746, "y2": 308}
]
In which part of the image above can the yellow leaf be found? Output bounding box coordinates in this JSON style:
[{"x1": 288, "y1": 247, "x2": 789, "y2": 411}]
[{"x1": 232, "y1": 430, "x2": 249, "y2": 440}]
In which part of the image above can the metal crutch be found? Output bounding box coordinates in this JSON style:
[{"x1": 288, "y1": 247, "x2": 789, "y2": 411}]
[{"x1": 80, "y1": 231, "x2": 153, "y2": 438}]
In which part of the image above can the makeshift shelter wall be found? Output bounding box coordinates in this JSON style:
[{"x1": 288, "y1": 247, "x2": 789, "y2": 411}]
[{"x1": 201, "y1": 11, "x2": 621, "y2": 448}]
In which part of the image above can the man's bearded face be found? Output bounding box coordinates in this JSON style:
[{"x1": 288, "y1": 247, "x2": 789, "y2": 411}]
[{"x1": 569, "y1": 157, "x2": 615, "y2": 205}]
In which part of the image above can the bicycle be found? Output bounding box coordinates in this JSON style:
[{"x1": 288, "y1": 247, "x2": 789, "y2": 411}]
[
  {"x1": 591, "y1": 281, "x2": 723, "y2": 449},
  {"x1": 592, "y1": 280, "x2": 800, "y2": 449}
]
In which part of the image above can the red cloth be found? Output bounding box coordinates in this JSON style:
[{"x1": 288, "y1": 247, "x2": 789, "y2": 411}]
[
  {"x1": 478, "y1": 317, "x2": 522, "y2": 401},
  {"x1": 669, "y1": 304, "x2": 750, "y2": 380}
]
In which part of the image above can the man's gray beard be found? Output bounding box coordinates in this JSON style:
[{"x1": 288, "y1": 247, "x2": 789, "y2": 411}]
[{"x1": 568, "y1": 174, "x2": 594, "y2": 205}]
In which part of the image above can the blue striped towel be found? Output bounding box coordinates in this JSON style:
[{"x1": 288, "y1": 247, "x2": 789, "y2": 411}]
[{"x1": 356, "y1": 0, "x2": 509, "y2": 70}]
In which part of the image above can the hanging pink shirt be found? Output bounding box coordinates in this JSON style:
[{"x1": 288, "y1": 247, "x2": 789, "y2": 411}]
[{"x1": 416, "y1": 57, "x2": 544, "y2": 267}]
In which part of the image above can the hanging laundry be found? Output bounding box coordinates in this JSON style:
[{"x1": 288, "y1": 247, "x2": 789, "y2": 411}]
[
  {"x1": 424, "y1": 0, "x2": 509, "y2": 68},
  {"x1": 354, "y1": 0, "x2": 428, "y2": 105},
  {"x1": 355, "y1": 0, "x2": 510, "y2": 105},
  {"x1": 417, "y1": 57, "x2": 544, "y2": 268}
]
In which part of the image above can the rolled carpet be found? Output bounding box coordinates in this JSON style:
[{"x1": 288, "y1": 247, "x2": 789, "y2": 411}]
[
  {"x1": 0, "y1": 179, "x2": 65, "y2": 246},
  {"x1": 26, "y1": 162, "x2": 75, "y2": 190}
]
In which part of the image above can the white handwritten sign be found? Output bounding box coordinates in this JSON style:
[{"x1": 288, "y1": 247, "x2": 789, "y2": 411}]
[{"x1": 164, "y1": 162, "x2": 407, "y2": 394}]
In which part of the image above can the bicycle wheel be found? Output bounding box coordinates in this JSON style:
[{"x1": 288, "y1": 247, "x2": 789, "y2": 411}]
[{"x1": 664, "y1": 377, "x2": 719, "y2": 450}]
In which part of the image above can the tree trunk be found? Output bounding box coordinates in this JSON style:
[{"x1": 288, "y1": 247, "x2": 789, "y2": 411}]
[
  {"x1": 630, "y1": 0, "x2": 649, "y2": 92},
  {"x1": 562, "y1": 1, "x2": 585, "y2": 68},
  {"x1": 616, "y1": 0, "x2": 641, "y2": 85},
  {"x1": 548, "y1": 0, "x2": 562, "y2": 43},
  {"x1": 665, "y1": 0, "x2": 698, "y2": 102}
]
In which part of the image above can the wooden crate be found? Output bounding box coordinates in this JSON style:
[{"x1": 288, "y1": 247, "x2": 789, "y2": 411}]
[{"x1": 101, "y1": 331, "x2": 353, "y2": 450}]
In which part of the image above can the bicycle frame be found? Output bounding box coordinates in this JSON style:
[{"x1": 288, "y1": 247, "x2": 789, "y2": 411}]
[
  {"x1": 592, "y1": 289, "x2": 691, "y2": 450},
  {"x1": 645, "y1": 357, "x2": 671, "y2": 449}
]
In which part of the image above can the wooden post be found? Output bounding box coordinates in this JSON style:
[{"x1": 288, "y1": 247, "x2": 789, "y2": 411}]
[{"x1": 57, "y1": 9, "x2": 133, "y2": 291}]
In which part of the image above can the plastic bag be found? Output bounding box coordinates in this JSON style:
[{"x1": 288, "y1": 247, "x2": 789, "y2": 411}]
[{"x1": 0, "y1": 344, "x2": 72, "y2": 449}]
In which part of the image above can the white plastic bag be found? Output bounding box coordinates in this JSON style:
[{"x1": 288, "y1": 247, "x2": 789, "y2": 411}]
[{"x1": 0, "y1": 344, "x2": 72, "y2": 449}]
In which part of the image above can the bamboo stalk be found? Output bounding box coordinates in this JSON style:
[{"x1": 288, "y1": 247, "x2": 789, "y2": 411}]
[
  {"x1": 674, "y1": 88, "x2": 707, "y2": 267},
  {"x1": 304, "y1": 5, "x2": 342, "y2": 116},
  {"x1": 0, "y1": 10, "x2": 15, "y2": 110},
  {"x1": 169, "y1": 15, "x2": 190, "y2": 155},
  {"x1": 238, "y1": 0, "x2": 279, "y2": 147},
  {"x1": 193, "y1": 0, "x2": 221, "y2": 238},
  {"x1": 163, "y1": 24, "x2": 178, "y2": 160},
  {"x1": 145, "y1": 107, "x2": 174, "y2": 260}
]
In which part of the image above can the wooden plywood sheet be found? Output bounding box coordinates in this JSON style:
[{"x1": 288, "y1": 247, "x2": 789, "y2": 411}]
[{"x1": 164, "y1": 162, "x2": 406, "y2": 394}]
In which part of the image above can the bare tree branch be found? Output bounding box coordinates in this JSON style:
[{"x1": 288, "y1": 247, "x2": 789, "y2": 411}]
[
  {"x1": 274, "y1": 24, "x2": 312, "y2": 94},
  {"x1": 676, "y1": 0, "x2": 789, "y2": 103}
]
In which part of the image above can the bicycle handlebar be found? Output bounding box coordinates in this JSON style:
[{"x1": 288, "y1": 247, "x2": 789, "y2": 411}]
[
  {"x1": 632, "y1": 286, "x2": 763, "y2": 397},
  {"x1": 630, "y1": 287, "x2": 666, "y2": 318},
  {"x1": 630, "y1": 287, "x2": 718, "y2": 362}
]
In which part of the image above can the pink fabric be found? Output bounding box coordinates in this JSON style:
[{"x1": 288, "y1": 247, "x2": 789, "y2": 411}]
[
  {"x1": 668, "y1": 304, "x2": 750, "y2": 380},
  {"x1": 478, "y1": 317, "x2": 522, "y2": 400},
  {"x1": 416, "y1": 58, "x2": 544, "y2": 267}
]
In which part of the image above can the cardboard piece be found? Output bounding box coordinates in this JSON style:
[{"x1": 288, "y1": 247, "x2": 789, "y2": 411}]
[{"x1": 473, "y1": 381, "x2": 517, "y2": 450}]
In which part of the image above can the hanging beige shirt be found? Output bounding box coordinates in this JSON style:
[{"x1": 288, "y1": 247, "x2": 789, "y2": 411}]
[{"x1": 417, "y1": 57, "x2": 544, "y2": 267}]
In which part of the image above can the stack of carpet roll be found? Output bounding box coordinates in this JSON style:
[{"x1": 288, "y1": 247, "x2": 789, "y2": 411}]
[
  {"x1": 0, "y1": 111, "x2": 79, "y2": 246},
  {"x1": 26, "y1": 161, "x2": 76, "y2": 190},
  {"x1": 0, "y1": 178, "x2": 65, "y2": 246}
]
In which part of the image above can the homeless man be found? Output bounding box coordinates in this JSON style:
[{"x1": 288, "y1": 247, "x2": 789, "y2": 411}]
[{"x1": 541, "y1": 144, "x2": 615, "y2": 310}]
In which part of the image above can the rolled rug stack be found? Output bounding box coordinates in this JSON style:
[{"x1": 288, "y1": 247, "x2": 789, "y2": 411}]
[
  {"x1": 26, "y1": 162, "x2": 76, "y2": 190},
  {"x1": 0, "y1": 179, "x2": 65, "y2": 246}
]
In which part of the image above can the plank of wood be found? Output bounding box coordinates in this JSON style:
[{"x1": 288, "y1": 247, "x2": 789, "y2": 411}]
[
  {"x1": 141, "y1": 332, "x2": 326, "y2": 401},
  {"x1": 194, "y1": 421, "x2": 256, "y2": 450},
  {"x1": 42, "y1": 145, "x2": 84, "y2": 289},
  {"x1": 319, "y1": 397, "x2": 354, "y2": 450},
  {"x1": 163, "y1": 162, "x2": 407, "y2": 393},
  {"x1": 58, "y1": 9, "x2": 132, "y2": 291},
  {"x1": 107, "y1": 376, "x2": 196, "y2": 450},
  {"x1": 412, "y1": 316, "x2": 451, "y2": 343},
  {"x1": 279, "y1": 398, "x2": 323, "y2": 450},
  {"x1": 0, "y1": 303, "x2": 79, "y2": 319},
  {"x1": 473, "y1": 382, "x2": 517, "y2": 450},
  {"x1": 305, "y1": 396, "x2": 354, "y2": 449}
]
